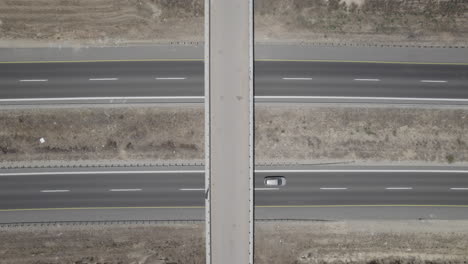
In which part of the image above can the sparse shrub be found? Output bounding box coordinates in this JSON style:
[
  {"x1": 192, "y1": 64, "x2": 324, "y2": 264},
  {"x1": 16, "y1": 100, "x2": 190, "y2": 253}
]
[
  {"x1": 364, "y1": 125, "x2": 377, "y2": 136},
  {"x1": 446, "y1": 154, "x2": 455, "y2": 163},
  {"x1": 328, "y1": 0, "x2": 342, "y2": 11},
  {"x1": 349, "y1": 2, "x2": 359, "y2": 13}
]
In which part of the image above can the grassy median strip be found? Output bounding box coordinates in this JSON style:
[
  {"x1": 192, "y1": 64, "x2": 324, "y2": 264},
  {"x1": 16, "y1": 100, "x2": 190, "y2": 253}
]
[{"x1": 1, "y1": 105, "x2": 468, "y2": 167}]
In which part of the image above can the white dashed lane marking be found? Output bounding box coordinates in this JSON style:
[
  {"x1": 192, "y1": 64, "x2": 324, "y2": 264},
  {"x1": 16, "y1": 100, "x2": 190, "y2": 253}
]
[
  {"x1": 156, "y1": 77, "x2": 186, "y2": 80},
  {"x1": 109, "y1": 189, "x2": 142, "y2": 192},
  {"x1": 89, "y1": 78, "x2": 118, "y2": 81},
  {"x1": 20, "y1": 79, "x2": 48, "y2": 82},
  {"x1": 354, "y1": 79, "x2": 380, "y2": 82},
  {"x1": 421, "y1": 80, "x2": 447, "y2": 83},
  {"x1": 282, "y1": 77, "x2": 313, "y2": 80}
]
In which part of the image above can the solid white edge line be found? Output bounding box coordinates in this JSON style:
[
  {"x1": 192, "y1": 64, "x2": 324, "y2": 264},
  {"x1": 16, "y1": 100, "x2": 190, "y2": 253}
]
[
  {"x1": 257, "y1": 169, "x2": 468, "y2": 173},
  {"x1": 255, "y1": 188, "x2": 279, "y2": 191},
  {"x1": 421, "y1": 80, "x2": 447, "y2": 83},
  {"x1": 40, "y1": 190, "x2": 70, "y2": 193},
  {"x1": 282, "y1": 77, "x2": 312, "y2": 80},
  {"x1": 89, "y1": 78, "x2": 118, "y2": 81},
  {"x1": 0, "y1": 96, "x2": 204, "y2": 102},
  {"x1": 386, "y1": 187, "x2": 413, "y2": 190},
  {"x1": 3, "y1": 169, "x2": 468, "y2": 177},
  {"x1": 320, "y1": 187, "x2": 347, "y2": 190},
  {"x1": 0, "y1": 170, "x2": 204, "y2": 176},
  {"x1": 354, "y1": 79, "x2": 380, "y2": 81},
  {"x1": 19, "y1": 79, "x2": 48, "y2": 82},
  {"x1": 109, "y1": 189, "x2": 142, "y2": 192},
  {"x1": 255, "y1": 96, "x2": 468, "y2": 102},
  {"x1": 2, "y1": 96, "x2": 468, "y2": 103},
  {"x1": 450, "y1": 188, "x2": 468, "y2": 190},
  {"x1": 156, "y1": 77, "x2": 187, "y2": 80}
]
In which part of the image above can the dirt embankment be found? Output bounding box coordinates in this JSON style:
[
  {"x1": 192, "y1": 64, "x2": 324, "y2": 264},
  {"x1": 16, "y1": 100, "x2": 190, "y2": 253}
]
[
  {"x1": 1, "y1": 221, "x2": 468, "y2": 264},
  {"x1": 0, "y1": 0, "x2": 466, "y2": 46},
  {"x1": 1, "y1": 105, "x2": 468, "y2": 167}
]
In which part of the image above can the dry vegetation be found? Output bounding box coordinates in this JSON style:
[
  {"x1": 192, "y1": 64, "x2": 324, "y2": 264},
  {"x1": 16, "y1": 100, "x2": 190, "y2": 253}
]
[
  {"x1": 0, "y1": 223, "x2": 205, "y2": 264},
  {"x1": 0, "y1": 0, "x2": 204, "y2": 45},
  {"x1": 0, "y1": 0, "x2": 466, "y2": 46},
  {"x1": 1, "y1": 105, "x2": 468, "y2": 166},
  {"x1": 255, "y1": 105, "x2": 468, "y2": 165},
  {"x1": 0, "y1": 106, "x2": 203, "y2": 163},
  {"x1": 1, "y1": 221, "x2": 468, "y2": 264},
  {"x1": 256, "y1": 221, "x2": 468, "y2": 264},
  {"x1": 256, "y1": 0, "x2": 468, "y2": 45}
]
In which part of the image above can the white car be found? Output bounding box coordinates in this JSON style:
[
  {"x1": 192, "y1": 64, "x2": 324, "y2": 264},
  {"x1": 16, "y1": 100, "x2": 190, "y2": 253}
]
[{"x1": 264, "y1": 176, "x2": 286, "y2": 187}]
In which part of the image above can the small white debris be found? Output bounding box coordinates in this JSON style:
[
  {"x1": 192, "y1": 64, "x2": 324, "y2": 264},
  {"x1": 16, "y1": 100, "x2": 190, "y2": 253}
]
[{"x1": 39, "y1": 138, "x2": 46, "y2": 144}]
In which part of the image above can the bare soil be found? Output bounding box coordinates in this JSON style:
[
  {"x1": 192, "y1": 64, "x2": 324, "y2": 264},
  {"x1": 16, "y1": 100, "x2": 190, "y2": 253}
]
[
  {"x1": 1, "y1": 221, "x2": 468, "y2": 264},
  {"x1": 0, "y1": 0, "x2": 466, "y2": 46},
  {"x1": 1, "y1": 105, "x2": 468, "y2": 167}
]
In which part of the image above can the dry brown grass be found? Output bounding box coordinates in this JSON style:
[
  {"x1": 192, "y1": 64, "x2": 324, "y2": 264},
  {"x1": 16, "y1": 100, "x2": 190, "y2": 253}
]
[
  {"x1": 0, "y1": 0, "x2": 204, "y2": 44},
  {"x1": 0, "y1": 106, "x2": 204, "y2": 162},
  {"x1": 255, "y1": 0, "x2": 468, "y2": 45},
  {"x1": 255, "y1": 221, "x2": 468, "y2": 264},
  {"x1": 255, "y1": 105, "x2": 468, "y2": 164},
  {"x1": 0, "y1": 0, "x2": 466, "y2": 46},
  {"x1": 264, "y1": 0, "x2": 467, "y2": 34},
  {"x1": 0, "y1": 224, "x2": 206, "y2": 264},
  {"x1": 1, "y1": 105, "x2": 468, "y2": 166},
  {"x1": 1, "y1": 221, "x2": 468, "y2": 264}
]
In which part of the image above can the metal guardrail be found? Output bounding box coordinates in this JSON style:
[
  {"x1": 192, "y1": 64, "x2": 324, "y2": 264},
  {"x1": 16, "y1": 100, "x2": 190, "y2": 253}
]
[
  {"x1": 0, "y1": 220, "x2": 204, "y2": 227},
  {"x1": 0, "y1": 219, "x2": 334, "y2": 228}
]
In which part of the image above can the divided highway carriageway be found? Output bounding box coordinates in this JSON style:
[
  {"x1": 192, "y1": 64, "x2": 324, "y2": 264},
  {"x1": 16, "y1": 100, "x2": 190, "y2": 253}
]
[{"x1": 0, "y1": 60, "x2": 467, "y2": 103}]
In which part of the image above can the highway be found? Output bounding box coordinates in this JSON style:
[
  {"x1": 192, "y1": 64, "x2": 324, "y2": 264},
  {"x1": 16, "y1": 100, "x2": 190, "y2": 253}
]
[
  {"x1": 1, "y1": 61, "x2": 467, "y2": 99},
  {"x1": 1, "y1": 170, "x2": 468, "y2": 210},
  {"x1": 1, "y1": 46, "x2": 468, "y2": 222}
]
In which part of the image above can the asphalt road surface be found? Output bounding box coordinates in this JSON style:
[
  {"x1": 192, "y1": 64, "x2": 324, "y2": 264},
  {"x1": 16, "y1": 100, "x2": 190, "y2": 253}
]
[
  {"x1": 1, "y1": 171, "x2": 468, "y2": 210},
  {"x1": 1, "y1": 61, "x2": 467, "y2": 99}
]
